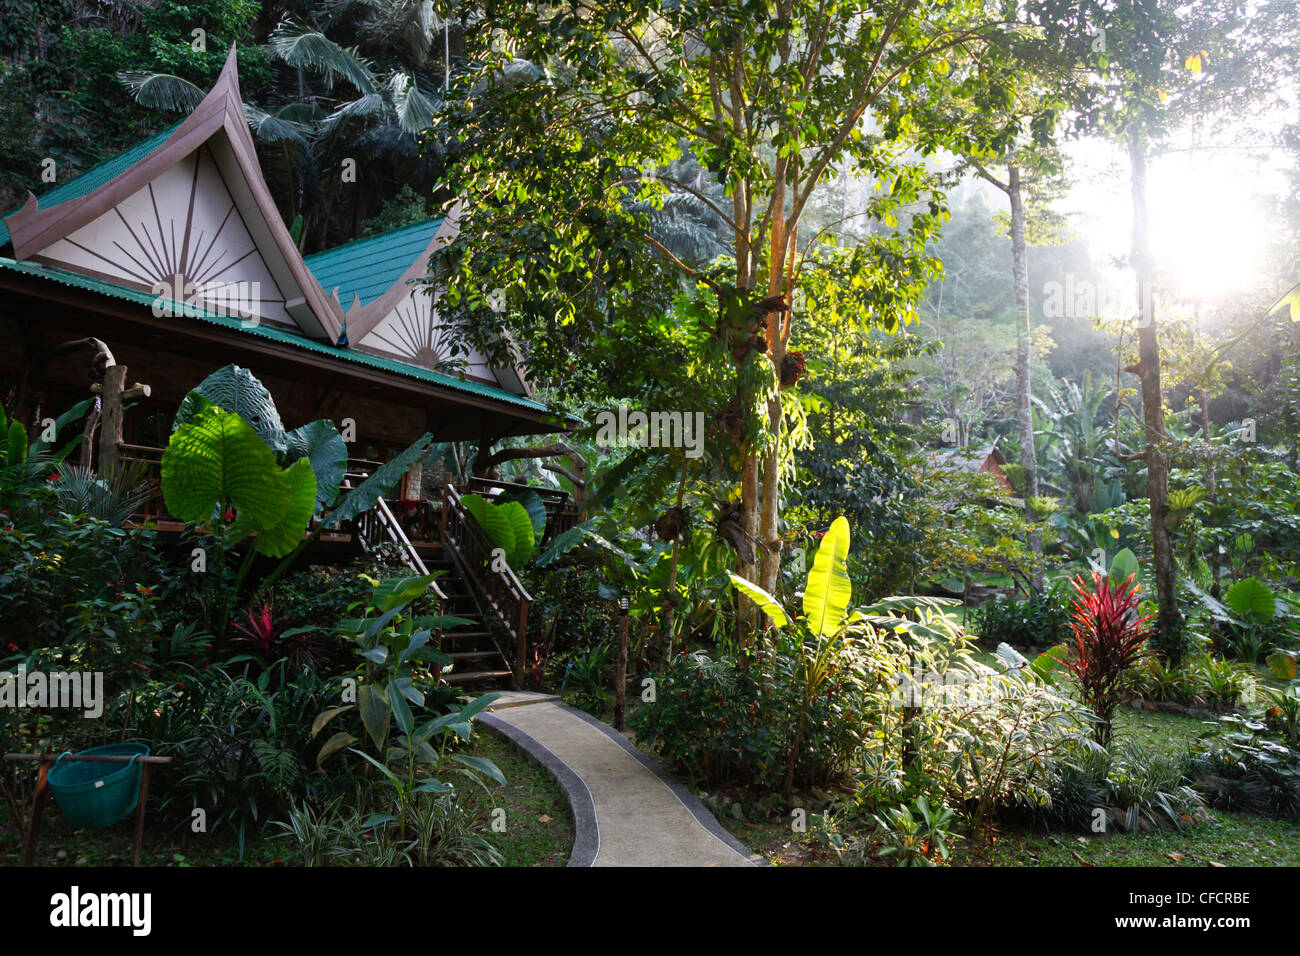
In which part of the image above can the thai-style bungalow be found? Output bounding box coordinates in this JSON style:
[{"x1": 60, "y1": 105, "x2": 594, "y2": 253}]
[{"x1": 0, "y1": 47, "x2": 573, "y2": 685}]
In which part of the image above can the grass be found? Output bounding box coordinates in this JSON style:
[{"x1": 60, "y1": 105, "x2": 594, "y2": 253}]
[
  {"x1": 0, "y1": 795, "x2": 297, "y2": 867},
  {"x1": 463, "y1": 728, "x2": 573, "y2": 867}
]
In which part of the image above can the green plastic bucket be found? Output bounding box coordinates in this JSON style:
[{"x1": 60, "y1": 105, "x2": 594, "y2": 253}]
[{"x1": 47, "y1": 744, "x2": 149, "y2": 829}]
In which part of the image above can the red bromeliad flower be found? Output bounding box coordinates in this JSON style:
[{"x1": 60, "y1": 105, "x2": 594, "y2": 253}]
[
  {"x1": 1066, "y1": 571, "x2": 1152, "y2": 747},
  {"x1": 233, "y1": 602, "x2": 277, "y2": 656}
]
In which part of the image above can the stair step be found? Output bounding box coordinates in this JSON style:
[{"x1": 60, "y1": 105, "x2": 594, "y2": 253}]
[
  {"x1": 443, "y1": 669, "x2": 513, "y2": 684},
  {"x1": 447, "y1": 650, "x2": 501, "y2": 660}
]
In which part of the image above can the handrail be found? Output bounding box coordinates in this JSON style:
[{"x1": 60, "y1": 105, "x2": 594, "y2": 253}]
[
  {"x1": 343, "y1": 476, "x2": 447, "y2": 603},
  {"x1": 440, "y1": 482, "x2": 532, "y2": 684}
]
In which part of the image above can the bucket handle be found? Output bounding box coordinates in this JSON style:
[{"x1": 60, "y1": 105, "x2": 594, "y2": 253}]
[{"x1": 49, "y1": 750, "x2": 144, "y2": 775}]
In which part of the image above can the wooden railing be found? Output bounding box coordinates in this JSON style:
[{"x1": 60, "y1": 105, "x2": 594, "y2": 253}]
[
  {"x1": 345, "y1": 474, "x2": 430, "y2": 576},
  {"x1": 440, "y1": 482, "x2": 532, "y2": 683},
  {"x1": 466, "y1": 476, "x2": 580, "y2": 544}
]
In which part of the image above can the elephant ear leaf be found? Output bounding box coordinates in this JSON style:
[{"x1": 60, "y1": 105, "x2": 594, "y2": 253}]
[
  {"x1": 497, "y1": 499, "x2": 536, "y2": 568},
  {"x1": 499, "y1": 488, "x2": 547, "y2": 539},
  {"x1": 803, "y1": 516, "x2": 852, "y2": 637},
  {"x1": 161, "y1": 406, "x2": 287, "y2": 534},
  {"x1": 249, "y1": 458, "x2": 317, "y2": 557},
  {"x1": 173, "y1": 364, "x2": 287, "y2": 454},
  {"x1": 285, "y1": 419, "x2": 348, "y2": 510}
]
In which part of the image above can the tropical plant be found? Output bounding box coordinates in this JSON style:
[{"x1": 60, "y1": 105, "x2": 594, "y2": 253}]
[
  {"x1": 49, "y1": 460, "x2": 154, "y2": 525},
  {"x1": 868, "y1": 796, "x2": 959, "y2": 867},
  {"x1": 726, "y1": 515, "x2": 866, "y2": 798},
  {"x1": 160, "y1": 364, "x2": 432, "y2": 638},
  {"x1": 972, "y1": 579, "x2": 1072, "y2": 649},
  {"x1": 459, "y1": 492, "x2": 538, "y2": 569},
  {"x1": 1064, "y1": 571, "x2": 1152, "y2": 746}
]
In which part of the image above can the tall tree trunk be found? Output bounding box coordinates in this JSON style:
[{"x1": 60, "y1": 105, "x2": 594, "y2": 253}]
[
  {"x1": 658, "y1": 456, "x2": 690, "y2": 662},
  {"x1": 758, "y1": 211, "x2": 789, "y2": 595},
  {"x1": 1007, "y1": 165, "x2": 1042, "y2": 587},
  {"x1": 1128, "y1": 137, "x2": 1183, "y2": 656},
  {"x1": 1201, "y1": 386, "x2": 1222, "y2": 598},
  {"x1": 734, "y1": 179, "x2": 759, "y2": 640}
]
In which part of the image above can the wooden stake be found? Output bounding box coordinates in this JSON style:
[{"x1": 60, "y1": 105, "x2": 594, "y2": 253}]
[
  {"x1": 614, "y1": 599, "x2": 630, "y2": 731},
  {"x1": 93, "y1": 365, "x2": 150, "y2": 476}
]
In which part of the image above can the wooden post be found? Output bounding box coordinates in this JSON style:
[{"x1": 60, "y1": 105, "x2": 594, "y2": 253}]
[
  {"x1": 93, "y1": 365, "x2": 150, "y2": 477},
  {"x1": 22, "y1": 759, "x2": 51, "y2": 866},
  {"x1": 515, "y1": 601, "x2": 529, "y2": 688},
  {"x1": 79, "y1": 398, "x2": 101, "y2": 468},
  {"x1": 132, "y1": 762, "x2": 152, "y2": 866},
  {"x1": 614, "y1": 597, "x2": 630, "y2": 730}
]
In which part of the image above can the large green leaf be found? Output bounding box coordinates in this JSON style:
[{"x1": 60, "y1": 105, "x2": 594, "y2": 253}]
[
  {"x1": 4, "y1": 420, "x2": 26, "y2": 468},
  {"x1": 725, "y1": 571, "x2": 789, "y2": 627},
  {"x1": 161, "y1": 406, "x2": 286, "y2": 532},
  {"x1": 285, "y1": 419, "x2": 348, "y2": 510},
  {"x1": 497, "y1": 499, "x2": 536, "y2": 567},
  {"x1": 357, "y1": 683, "x2": 391, "y2": 751},
  {"x1": 499, "y1": 487, "x2": 547, "y2": 539},
  {"x1": 460, "y1": 492, "x2": 516, "y2": 563},
  {"x1": 27, "y1": 398, "x2": 93, "y2": 460},
  {"x1": 1225, "y1": 577, "x2": 1276, "y2": 625},
  {"x1": 324, "y1": 434, "x2": 432, "y2": 529},
  {"x1": 803, "y1": 516, "x2": 852, "y2": 637},
  {"x1": 173, "y1": 365, "x2": 287, "y2": 454},
  {"x1": 373, "y1": 574, "x2": 440, "y2": 612},
  {"x1": 249, "y1": 458, "x2": 317, "y2": 557},
  {"x1": 1108, "y1": 547, "x2": 1138, "y2": 583}
]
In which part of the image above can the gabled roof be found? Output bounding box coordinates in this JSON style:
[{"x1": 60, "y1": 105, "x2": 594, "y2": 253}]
[
  {"x1": 3, "y1": 45, "x2": 346, "y2": 342},
  {"x1": 304, "y1": 218, "x2": 445, "y2": 310},
  {"x1": 0, "y1": 47, "x2": 549, "y2": 414},
  {"x1": 0, "y1": 122, "x2": 182, "y2": 248}
]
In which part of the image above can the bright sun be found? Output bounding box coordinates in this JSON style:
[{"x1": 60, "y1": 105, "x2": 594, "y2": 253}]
[
  {"x1": 1148, "y1": 152, "x2": 1269, "y2": 302},
  {"x1": 1065, "y1": 137, "x2": 1284, "y2": 309}
]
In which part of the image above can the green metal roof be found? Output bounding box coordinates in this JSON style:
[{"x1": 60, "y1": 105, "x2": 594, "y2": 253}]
[
  {"x1": 0, "y1": 255, "x2": 573, "y2": 423},
  {"x1": 304, "y1": 218, "x2": 444, "y2": 307},
  {"x1": 0, "y1": 122, "x2": 183, "y2": 248}
]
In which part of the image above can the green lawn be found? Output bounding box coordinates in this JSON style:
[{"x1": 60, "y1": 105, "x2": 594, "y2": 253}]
[{"x1": 465, "y1": 729, "x2": 574, "y2": 867}]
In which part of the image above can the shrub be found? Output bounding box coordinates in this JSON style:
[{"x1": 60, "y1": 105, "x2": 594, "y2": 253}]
[
  {"x1": 972, "y1": 580, "x2": 1072, "y2": 649},
  {"x1": 131, "y1": 663, "x2": 343, "y2": 855},
  {"x1": 630, "y1": 651, "x2": 788, "y2": 789},
  {"x1": 1065, "y1": 571, "x2": 1151, "y2": 746},
  {"x1": 1038, "y1": 740, "x2": 1206, "y2": 833},
  {"x1": 1186, "y1": 716, "x2": 1300, "y2": 821}
]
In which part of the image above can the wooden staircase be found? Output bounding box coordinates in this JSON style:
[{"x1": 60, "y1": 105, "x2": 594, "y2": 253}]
[
  {"x1": 345, "y1": 474, "x2": 518, "y2": 689},
  {"x1": 424, "y1": 548, "x2": 515, "y2": 688}
]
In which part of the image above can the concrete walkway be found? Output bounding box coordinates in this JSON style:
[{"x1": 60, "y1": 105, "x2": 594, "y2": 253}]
[{"x1": 481, "y1": 692, "x2": 761, "y2": 867}]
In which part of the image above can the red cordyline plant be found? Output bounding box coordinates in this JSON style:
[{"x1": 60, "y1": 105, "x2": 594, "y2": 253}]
[
  {"x1": 233, "y1": 602, "x2": 276, "y2": 657},
  {"x1": 1066, "y1": 571, "x2": 1152, "y2": 747}
]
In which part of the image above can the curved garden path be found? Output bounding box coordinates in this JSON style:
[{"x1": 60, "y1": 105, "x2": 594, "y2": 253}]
[{"x1": 482, "y1": 692, "x2": 762, "y2": 867}]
